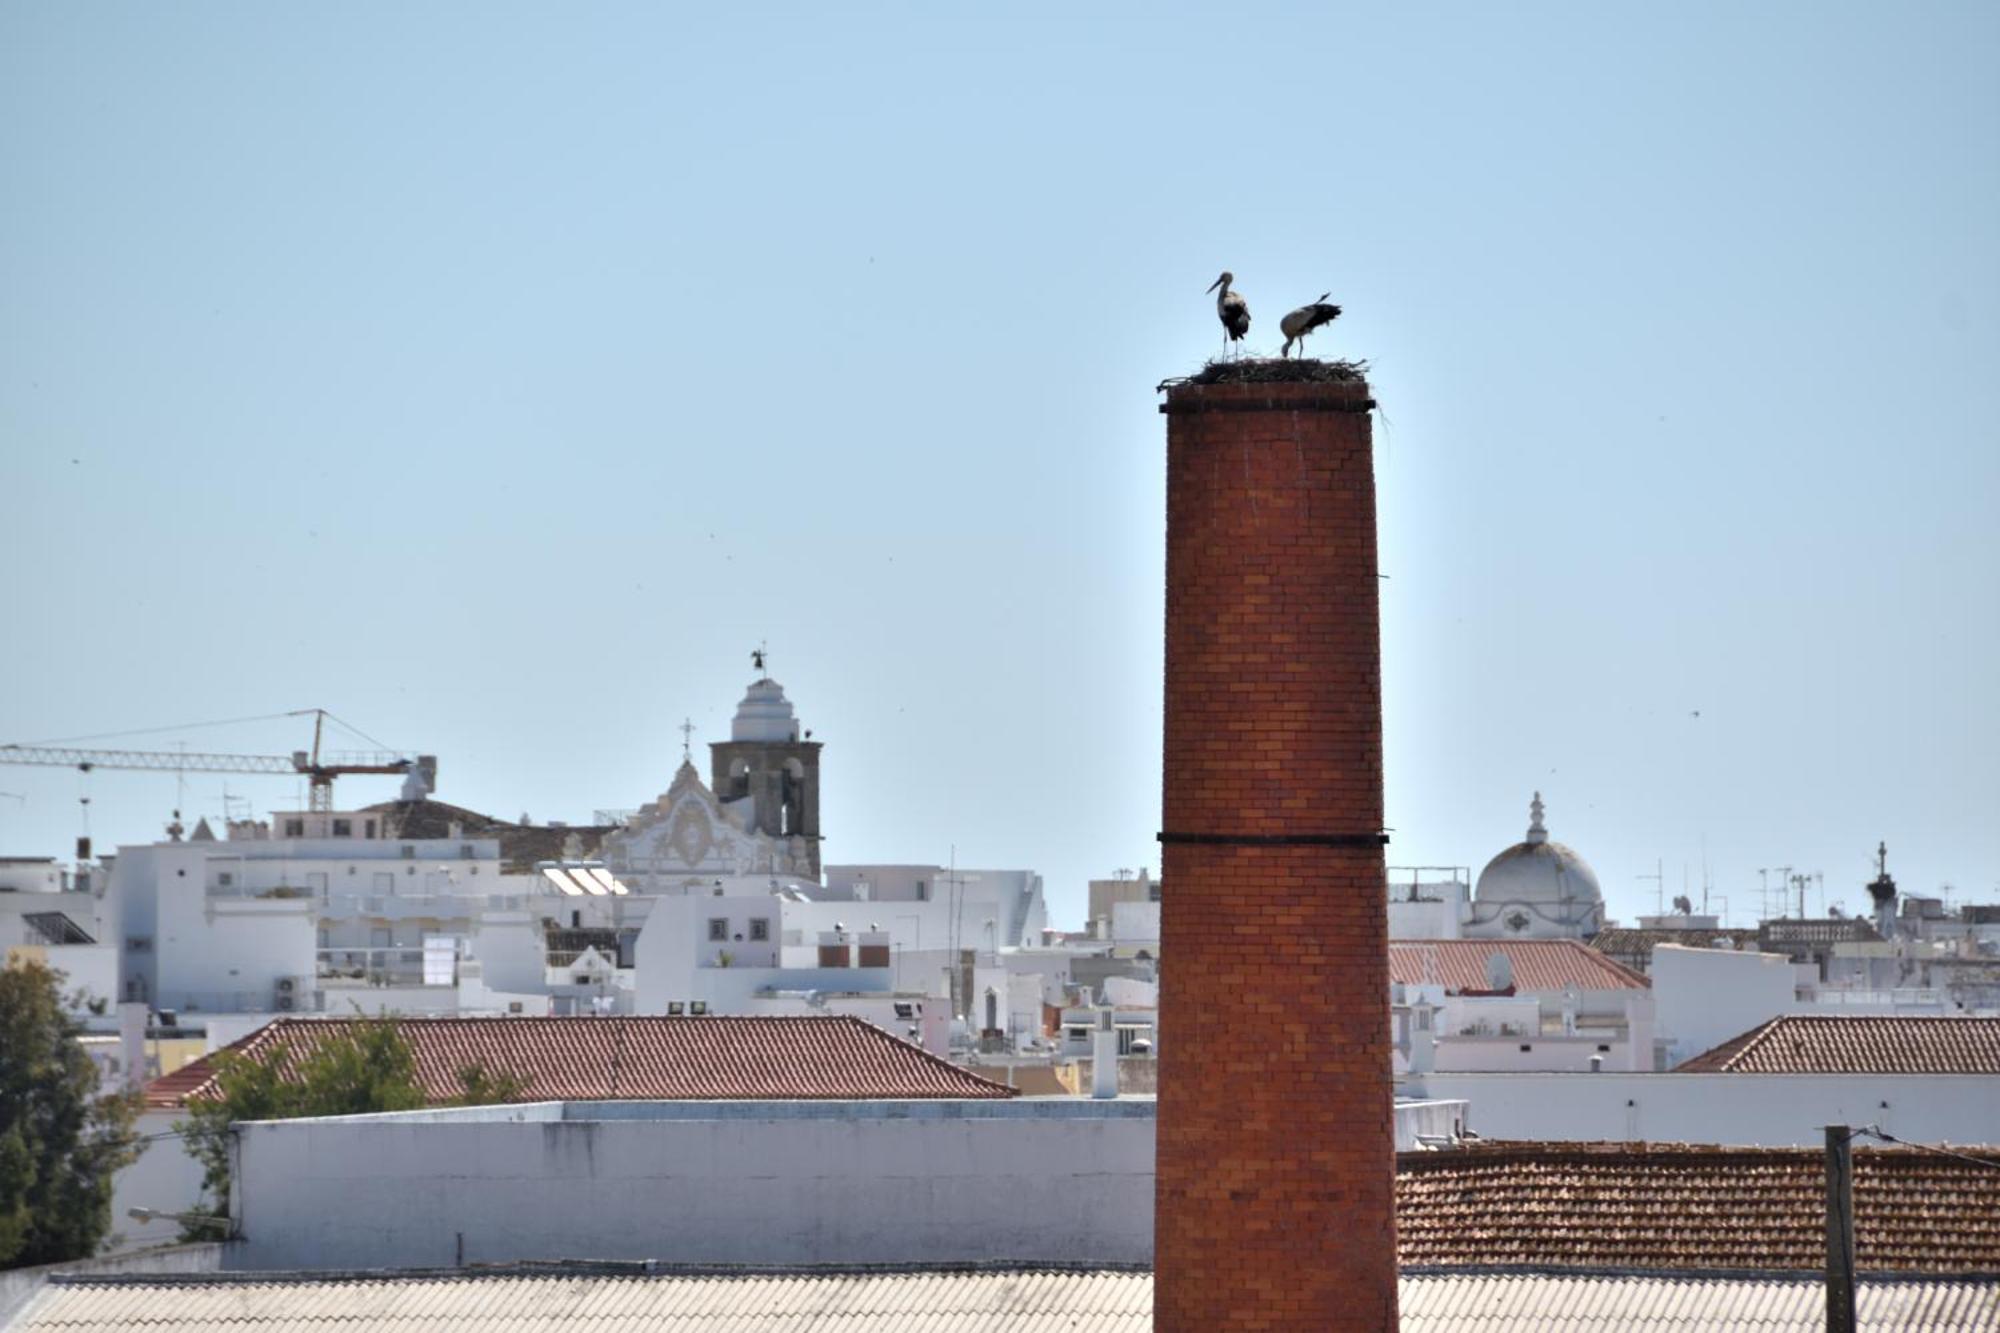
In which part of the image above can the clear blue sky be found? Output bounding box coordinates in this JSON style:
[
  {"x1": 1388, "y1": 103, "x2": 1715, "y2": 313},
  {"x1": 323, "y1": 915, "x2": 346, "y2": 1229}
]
[{"x1": 4, "y1": 3, "x2": 1995, "y2": 929}]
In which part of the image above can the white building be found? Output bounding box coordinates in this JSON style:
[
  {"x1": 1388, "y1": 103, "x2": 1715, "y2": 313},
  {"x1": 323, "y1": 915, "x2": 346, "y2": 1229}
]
[{"x1": 0, "y1": 855, "x2": 120, "y2": 1019}]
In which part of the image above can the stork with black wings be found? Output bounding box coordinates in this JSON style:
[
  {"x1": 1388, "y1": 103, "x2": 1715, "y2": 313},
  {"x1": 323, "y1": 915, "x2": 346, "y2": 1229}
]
[
  {"x1": 1206, "y1": 271, "x2": 1250, "y2": 356},
  {"x1": 1280, "y1": 292, "x2": 1342, "y2": 358}
]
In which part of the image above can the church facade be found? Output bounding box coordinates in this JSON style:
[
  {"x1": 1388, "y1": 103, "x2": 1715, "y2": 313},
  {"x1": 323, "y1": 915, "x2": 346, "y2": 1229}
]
[{"x1": 597, "y1": 673, "x2": 821, "y2": 892}]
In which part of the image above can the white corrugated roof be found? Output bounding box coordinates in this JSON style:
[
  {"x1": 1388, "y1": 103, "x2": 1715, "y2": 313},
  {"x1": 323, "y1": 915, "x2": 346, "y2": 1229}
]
[
  {"x1": 1399, "y1": 1272, "x2": 2000, "y2": 1330},
  {"x1": 15, "y1": 1270, "x2": 2000, "y2": 1331}
]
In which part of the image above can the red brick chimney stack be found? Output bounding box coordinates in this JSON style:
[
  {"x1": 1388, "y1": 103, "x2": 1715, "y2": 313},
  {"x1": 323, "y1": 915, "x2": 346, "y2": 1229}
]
[{"x1": 1154, "y1": 372, "x2": 1398, "y2": 1330}]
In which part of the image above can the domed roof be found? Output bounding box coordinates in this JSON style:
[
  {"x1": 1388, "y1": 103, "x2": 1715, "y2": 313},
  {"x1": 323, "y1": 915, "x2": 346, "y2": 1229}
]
[
  {"x1": 1474, "y1": 793, "x2": 1603, "y2": 911},
  {"x1": 731, "y1": 676, "x2": 800, "y2": 743}
]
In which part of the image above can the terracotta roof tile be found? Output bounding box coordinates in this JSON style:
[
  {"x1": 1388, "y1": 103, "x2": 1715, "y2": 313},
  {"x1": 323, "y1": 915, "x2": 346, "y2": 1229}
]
[
  {"x1": 1589, "y1": 927, "x2": 1761, "y2": 966},
  {"x1": 145, "y1": 1015, "x2": 1014, "y2": 1109},
  {"x1": 1389, "y1": 940, "x2": 1649, "y2": 993},
  {"x1": 1672, "y1": 1015, "x2": 2000, "y2": 1074},
  {"x1": 1396, "y1": 1142, "x2": 2000, "y2": 1274},
  {"x1": 357, "y1": 798, "x2": 615, "y2": 871}
]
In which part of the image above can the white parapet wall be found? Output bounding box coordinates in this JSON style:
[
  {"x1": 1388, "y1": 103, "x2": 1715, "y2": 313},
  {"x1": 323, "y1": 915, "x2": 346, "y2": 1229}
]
[
  {"x1": 228, "y1": 1100, "x2": 1157, "y2": 1272},
  {"x1": 1414, "y1": 1072, "x2": 2000, "y2": 1146}
]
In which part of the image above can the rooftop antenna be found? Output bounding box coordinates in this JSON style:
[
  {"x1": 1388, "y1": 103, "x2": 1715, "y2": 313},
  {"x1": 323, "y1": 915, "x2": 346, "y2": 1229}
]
[
  {"x1": 678, "y1": 718, "x2": 695, "y2": 761},
  {"x1": 1759, "y1": 866, "x2": 1794, "y2": 920},
  {"x1": 1637, "y1": 858, "x2": 1664, "y2": 914}
]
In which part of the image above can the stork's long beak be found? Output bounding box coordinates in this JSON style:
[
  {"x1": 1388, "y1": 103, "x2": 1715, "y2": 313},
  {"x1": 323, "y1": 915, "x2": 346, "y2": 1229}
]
[{"x1": 1206, "y1": 276, "x2": 1223, "y2": 294}]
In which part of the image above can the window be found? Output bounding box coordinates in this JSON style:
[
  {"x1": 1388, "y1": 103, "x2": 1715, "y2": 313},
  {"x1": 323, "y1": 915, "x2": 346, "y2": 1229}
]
[
  {"x1": 459, "y1": 845, "x2": 475, "y2": 859},
  {"x1": 1519, "y1": 1044, "x2": 1533, "y2": 1053},
  {"x1": 332, "y1": 819, "x2": 353, "y2": 837},
  {"x1": 364, "y1": 820, "x2": 377, "y2": 839},
  {"x1": 217, "y1": 872, "x2": 234, "y2": 887},
  {"x1": 400, "y1": 844, "x2": 416, "y2": 859},
  {"x1": 283, "y1": 819, "x2": 305, "y2": 838},
  {"x1": 1148, "y1": 883, "x2": 1161, "y2": 902},
  {"x1": 125, "y1": 936, "x2": 152, "y2": 953},
  {"x1": 749, "y1": 918, "x2": 771, "y2": 942},
  {"x1": 915, "y1": 880, "x2": 928, "y2": 901},
  {"x1": 1066, "y1": 1026, "x2": 1090, "y2": 1044},
  {"x1": 708, "y1": 918, "x2": 729, "y2": 942},
  {"x1": 1596, "y1": 1043, "x2": 1612, "y2": 1053}
]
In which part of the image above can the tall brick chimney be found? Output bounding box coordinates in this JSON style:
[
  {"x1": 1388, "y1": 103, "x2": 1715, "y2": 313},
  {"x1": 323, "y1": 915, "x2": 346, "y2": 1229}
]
[{"x1": 1154, "y1": 371, "x2": 1397, "y2": 1331}]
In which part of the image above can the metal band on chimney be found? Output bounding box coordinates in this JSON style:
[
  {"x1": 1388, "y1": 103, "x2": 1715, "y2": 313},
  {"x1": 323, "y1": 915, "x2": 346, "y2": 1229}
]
[
  {"x1": 1157, "y1": 397, "x2": 1377, "y2": 416},
  {"x1": 1157, "y1": 831, "x2": 1389, "y2": 847}
]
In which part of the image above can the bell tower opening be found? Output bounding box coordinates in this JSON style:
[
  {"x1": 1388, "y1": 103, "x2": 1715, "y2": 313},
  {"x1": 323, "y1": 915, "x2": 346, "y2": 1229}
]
[{"x1": 708, "y1": 660, "x2": 823, "y2": 878}]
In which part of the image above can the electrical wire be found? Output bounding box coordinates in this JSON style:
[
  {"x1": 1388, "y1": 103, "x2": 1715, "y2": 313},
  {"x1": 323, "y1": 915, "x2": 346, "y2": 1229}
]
[{"x1": 1852, "y1": 1125, "x2": 2000, "y2": 1172}]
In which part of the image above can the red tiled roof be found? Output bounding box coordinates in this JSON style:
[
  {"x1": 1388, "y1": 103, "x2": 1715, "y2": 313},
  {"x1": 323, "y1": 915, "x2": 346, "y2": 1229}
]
[
  {"x1": 1673, "y1": 1015, "x2": 2000, "y2": 1074},
  {"x1": 1388, "y1": 939, "x2": 1649, "y2": 993},
  {"x1": 144, "y1": 1015, "x2": 1015, "y2": 1109},
  {"x1": 1396, "y1": 1141, "x2": 2000, "y2": 1273}
]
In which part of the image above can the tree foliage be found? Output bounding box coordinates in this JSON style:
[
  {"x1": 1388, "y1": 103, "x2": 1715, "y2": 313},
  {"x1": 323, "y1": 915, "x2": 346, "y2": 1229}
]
[
  {"x1": 0, "y1": 960, "x2": 143, "y2": 1270},
  {"x1": 177, "y1": 1018, "x2": 527, "y2": 1235}
]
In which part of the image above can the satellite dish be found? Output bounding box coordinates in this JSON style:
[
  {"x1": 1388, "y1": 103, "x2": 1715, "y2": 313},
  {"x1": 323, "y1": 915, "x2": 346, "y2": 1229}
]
[{"x1": 1484, "y1": 952, "x2": 1514, "y2": 991}]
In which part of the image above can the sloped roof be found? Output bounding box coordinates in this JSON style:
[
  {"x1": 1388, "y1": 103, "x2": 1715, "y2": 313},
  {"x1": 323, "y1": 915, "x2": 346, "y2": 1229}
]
[
  {"x1": 18, "y1": 1269, "x2": 1999, "y2": 1332},
  {"x1": 358, "y1": 798, "x2": 616, "y2": 871},
  {"x1": 1673, "y1": 1015, "x2": 2000, "y2": 1074},
  {"x1": 1388, "y1": 939, "x2": 1649, "y2": 992},
  {"x1": 1396, "y1": 1142, "x2": 2000, "y2": 1274},
  {"x1": 1588, "y1": 926, "x2": 1761, "y2": 961},
  {"x1": 144, "y1": 1015, "x2": 1014, "y2": 1109}
]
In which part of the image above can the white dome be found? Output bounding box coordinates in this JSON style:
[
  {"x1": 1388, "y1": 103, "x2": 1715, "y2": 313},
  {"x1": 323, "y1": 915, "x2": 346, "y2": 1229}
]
[
  {"x1": 1473, "y1": 793, "x2": 1603, "y2": 925},
  {"x1": 731, "y1": 677, "x2": 800, "y2": 743}
]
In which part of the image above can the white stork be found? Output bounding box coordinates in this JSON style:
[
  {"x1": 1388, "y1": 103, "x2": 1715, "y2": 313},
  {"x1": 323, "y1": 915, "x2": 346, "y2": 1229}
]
[
  {"x1": 1206, "y1": 271, "x2": 1250, "y2": 355},
  {"x1": 1280, "y1": 293, "x2": 1342, "y2": 358}
]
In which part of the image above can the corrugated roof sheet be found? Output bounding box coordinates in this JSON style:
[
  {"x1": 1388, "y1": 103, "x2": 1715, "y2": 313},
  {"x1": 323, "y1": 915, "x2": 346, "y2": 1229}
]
[
  {"x1": 1388, "y1": 940, "x2": 1649, "y2": 993},
  {"x1": 17, "y1": 1270, "x2": 2000, "y2": 1331},
  {"x1": 1673, "y1": 1015, "x2": 2000, "y2": 1074},
  {"x1": 1396, "y1": 1143, "x2": 2000, "y2": 1274},
  {"x1": 1399, "y1": 1272, "x2": 2000, "y2": 1330},
  {"x1": 144, "y1": 1015, "x2": 1015, "y2": 1109}
]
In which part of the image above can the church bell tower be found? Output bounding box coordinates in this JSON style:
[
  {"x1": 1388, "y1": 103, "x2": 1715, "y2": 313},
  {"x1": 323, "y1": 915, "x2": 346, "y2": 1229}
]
[{"x1": 708, "y1": 656, "x2": 823, "y2": 878}]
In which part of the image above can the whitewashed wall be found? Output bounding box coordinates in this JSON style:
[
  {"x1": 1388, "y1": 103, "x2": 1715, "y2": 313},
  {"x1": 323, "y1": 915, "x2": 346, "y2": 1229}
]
[
  {"x1": 1650, "y1": 944, "x2": 1798, "y2": 1067},
  {"x1": 228, "y1": 1101, "x2": 1157, "y2": 1272},
  {"x1": 1416, "y1": 1072, "x2": 2000, "y2": 1146}
]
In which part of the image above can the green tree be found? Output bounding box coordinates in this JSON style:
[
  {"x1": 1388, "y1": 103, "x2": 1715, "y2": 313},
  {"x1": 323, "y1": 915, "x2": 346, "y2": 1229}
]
[
  {"x1": 177, "y1": 1018, "x2": 527, "y2": 1235},
  {"x1": 0, "y1": 960, "x2": 143, "y2": 1270}
]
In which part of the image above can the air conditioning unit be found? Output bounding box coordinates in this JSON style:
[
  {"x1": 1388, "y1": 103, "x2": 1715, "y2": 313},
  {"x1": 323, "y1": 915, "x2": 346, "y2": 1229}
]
[
  {"x1": 276, "y1": 977, "x2": 296, "y2": 994},
  {"x1": 276, "y1": 995, "x2": 296, "y2": 1012},
  {"x1": 508, "y1": 1001, "x2": 524, "y2": 1014}
]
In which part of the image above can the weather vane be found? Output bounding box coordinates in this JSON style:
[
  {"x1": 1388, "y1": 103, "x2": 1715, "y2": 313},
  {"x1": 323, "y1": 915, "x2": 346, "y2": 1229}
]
[
  {"x1": 678, "y1": 718, "x2": 695, "y2": 760},
  {"x1": 751, "y1": 641, "x2": 768, "y2": 675}
]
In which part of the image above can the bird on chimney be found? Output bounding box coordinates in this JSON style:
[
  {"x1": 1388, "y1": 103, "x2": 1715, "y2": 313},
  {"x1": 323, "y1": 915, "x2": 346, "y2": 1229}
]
[
  {"x1": 1280, "y1": 293, "x2": 1342, "y2": 358},
  {"x1": 1206, "y1": 271, "x2": 1250, "y2": 355}
]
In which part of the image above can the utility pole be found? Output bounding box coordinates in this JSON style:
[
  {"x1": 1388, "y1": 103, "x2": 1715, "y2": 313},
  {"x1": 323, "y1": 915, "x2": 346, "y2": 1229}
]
[{"x1": 1825, "y1": 1125, "x2": 1856, "y2": 1333}]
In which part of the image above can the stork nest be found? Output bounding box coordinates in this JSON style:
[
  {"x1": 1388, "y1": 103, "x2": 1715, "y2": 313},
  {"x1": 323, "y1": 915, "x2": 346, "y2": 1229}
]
[{"x1": 1159, "y1": 357, "x2": 1370, "y2": 391}]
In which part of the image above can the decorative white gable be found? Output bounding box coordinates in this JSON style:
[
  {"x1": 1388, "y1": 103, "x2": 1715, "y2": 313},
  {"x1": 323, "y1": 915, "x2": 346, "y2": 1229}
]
[{"x1": 598, "y1": 761, "x2": 810, "y2": 890}]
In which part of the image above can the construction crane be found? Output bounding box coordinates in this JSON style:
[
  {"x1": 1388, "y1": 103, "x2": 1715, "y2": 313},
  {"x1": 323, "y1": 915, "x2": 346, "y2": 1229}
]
[{"x1": 0, "y1": 709, "x2": 433, "y2": 813}]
